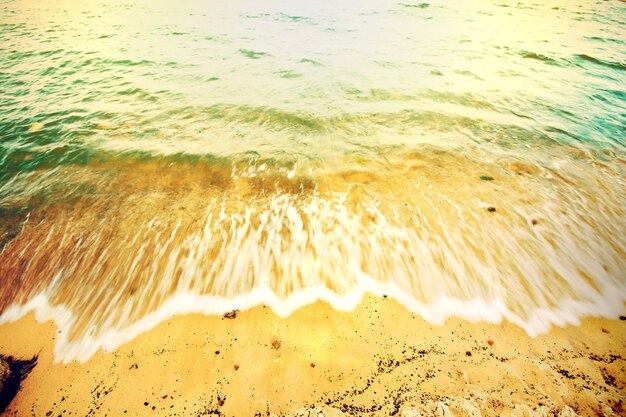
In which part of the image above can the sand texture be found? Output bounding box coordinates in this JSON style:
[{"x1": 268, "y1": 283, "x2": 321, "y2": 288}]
[{"x1": 0, "y1": 296, "x2": 624, "y2": 417}]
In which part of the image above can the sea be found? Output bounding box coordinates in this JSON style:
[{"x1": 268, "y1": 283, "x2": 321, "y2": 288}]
[{"x1": 0, "y1": 0, "x2": 625, "y2": 362}]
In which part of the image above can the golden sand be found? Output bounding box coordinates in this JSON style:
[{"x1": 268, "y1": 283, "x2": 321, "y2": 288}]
[{"x1": 0, "y1": 295, "x2": 624, "y2": 417}]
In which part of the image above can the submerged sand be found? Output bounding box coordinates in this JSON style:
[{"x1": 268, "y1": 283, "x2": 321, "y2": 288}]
[
  {"x1": 1, "y1": 150, "x2": 625, "y2": 358},
  {"x1": 0, "y1": 295, "x2": 623, "y2": 417}
]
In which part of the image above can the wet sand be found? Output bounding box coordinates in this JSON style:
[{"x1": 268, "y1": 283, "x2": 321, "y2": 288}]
[
  {"x1": 2, "y1": 151, "x2": 625, "y2": 359},
  {"x1": 0, "y1": 295, "x2": 624, "y2": 417}
]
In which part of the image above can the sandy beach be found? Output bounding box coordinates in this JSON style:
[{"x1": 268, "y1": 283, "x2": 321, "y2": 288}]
[
  {"x1": 2, "y1": 0, "x2": 625, "y2": 416},
  {"x1": 0, "y1": 295, "x2": 623, "y2": 417}
]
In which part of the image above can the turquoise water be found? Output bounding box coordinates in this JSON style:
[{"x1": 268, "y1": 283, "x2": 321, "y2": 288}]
[
  {"x1": 0, "y1": 0, "x2": 625, "y2": 362},
  {"x1": 1, "y1": 0, "x2": 624, "y2": 170}
]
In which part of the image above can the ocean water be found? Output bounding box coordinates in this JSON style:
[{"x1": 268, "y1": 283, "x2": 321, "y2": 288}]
[{"x1": 0, "y1": 0, "x2": 625, "y2": 362}]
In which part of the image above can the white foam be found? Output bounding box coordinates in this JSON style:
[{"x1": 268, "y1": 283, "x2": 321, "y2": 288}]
[
  {"x1": 1, "y1": 275, "x2": 624, "y2": 364},
  {"x1": 2, "y1": 154, "x2": 625, "y2": 364}
]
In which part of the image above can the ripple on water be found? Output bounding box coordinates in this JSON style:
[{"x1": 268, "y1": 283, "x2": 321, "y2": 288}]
[{"x1": 0, "y1": 0, "x2": 625, "y2": 362}]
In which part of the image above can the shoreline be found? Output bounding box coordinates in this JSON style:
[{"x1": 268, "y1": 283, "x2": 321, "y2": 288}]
[
  {"x1": 1, "y1": 288, "x2": 624, "y2": 365},
  {"x1": 0, "y1": 295, "x2": 624, "y2": 416},
  {"x1": 1, "y1": 150, "x2": 625, "y2": 360}
]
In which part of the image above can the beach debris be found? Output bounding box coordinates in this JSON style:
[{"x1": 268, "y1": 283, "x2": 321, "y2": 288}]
[
  {"x1": 310, "y1": 362, "x2": 316, "y2": 368},
  {"x1": 217, "y1": 396, "x2": 226, "y2": 406},
  {"x1": 619, "y1": 316, "x2": 625, "y2": 321},
  {"x1": 224, "y1": 310, "x2": 238, "y2": 319},
  {"x1": 0, "y1": 354, "x2": 38, "y2": 414},
  {"x1": 271, "y1": 339, "x2": 281, "y2": 350},
  {"x1": 486, "y1": 207, "x2": 496, "y2": 213},
  {"x1": 600, "y1": 368, "x2": 617, "y2": 387},
  {"x1": 487, "y1": 339, "x2": 494, "y2": 346},
  {"x1": 531, "y1": 219, "x2": 539, "y2": 225},
  {"x1": 27, "y1": 122, "x2": 44, "y2": 132},
  {"x1": 233, "y1": 364, "x2": 239, "y2": 370},
  {"x1": 479, "y1": 176, "x2": 494, "y2": 181},
  {"x1": 601, "y1": 328, "x2": 610, "y2": 334}
]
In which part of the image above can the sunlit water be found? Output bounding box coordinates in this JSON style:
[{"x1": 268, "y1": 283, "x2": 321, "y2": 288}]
[{"x1": 0, "y1": 0, "x2": 625, "y2": 362}]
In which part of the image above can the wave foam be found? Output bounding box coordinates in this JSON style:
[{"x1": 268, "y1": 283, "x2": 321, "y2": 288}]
[{"x1": 1, "y1": 272, "x2": 624, "y2": 364}]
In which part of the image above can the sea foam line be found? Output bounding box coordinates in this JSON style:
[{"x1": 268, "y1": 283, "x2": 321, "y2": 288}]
[{"x1": 1, "y1": 271, "x2": 624, "y2": 364}]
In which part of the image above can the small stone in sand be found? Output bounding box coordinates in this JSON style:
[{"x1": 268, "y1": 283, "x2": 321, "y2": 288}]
[
  {"x1": 601, "y1": 328, "x2": 609, "y2": 334},
  {"x1": 487, "y1": 207, "x2": 496, "y2": 213},
  {"x1": 531, "y1": 219, "x2": 538, "y2": 225},
  {"x1": 215, "y1": 350, "x2": 220, "y2": 355},
  {"x1": 310, "y1": 363, "x2": 316, "y2": 368},
  {"x1": 271, "y1": 339, "x2": 281, "y2": 350},
  {"x1": 465, "y1": 351, "x2": 472, "y2": 356},
  {"x1": 224, "y1": 310, "x2": 238, "y2": 319},
  {"x1": 217, "y1": 396, "x2": 225, "y2": 406},
  {"x1": 619, "y1": 316, "x2": 625, "y2": 321},
  {"x1": 234, "y1": 365, "x2": 239, "y2": 370},
  {"x1": 487, "y1": 339, "x2": 494, "y2": 346},
  {"x1": 480, "y1": 176, "x2": 494, "y2": 181}
]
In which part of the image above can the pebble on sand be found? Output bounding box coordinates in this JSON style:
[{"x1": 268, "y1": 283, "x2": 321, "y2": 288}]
[
  {"x1": 487, "y1": 339, "x2": 494, "y2": 346},
  {"x1": 224, "y1": 310, "x2": 238, "y2": 319}
]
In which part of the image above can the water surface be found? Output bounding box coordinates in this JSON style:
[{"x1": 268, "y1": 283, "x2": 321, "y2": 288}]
[{"x1": 0, "y1": 0, "x2": 625, "y2": 362}]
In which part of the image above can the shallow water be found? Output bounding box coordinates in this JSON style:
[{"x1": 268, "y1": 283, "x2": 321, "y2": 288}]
[{"x1": 0, "y1": 0, "x2": 625, "y2": 362}]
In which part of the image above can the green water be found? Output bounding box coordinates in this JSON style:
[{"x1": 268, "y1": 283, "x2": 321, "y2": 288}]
[
  {"x1": 0, "y1": 0, "x2": 625, "y2": 361},
  {"x1": 1, "y1": 0, "x2": 624, "y2": 175}
]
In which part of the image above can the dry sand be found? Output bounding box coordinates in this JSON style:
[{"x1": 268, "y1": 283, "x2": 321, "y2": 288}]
[{"x1": 0, "y1": 295, "x2": 624, "y2": 417}]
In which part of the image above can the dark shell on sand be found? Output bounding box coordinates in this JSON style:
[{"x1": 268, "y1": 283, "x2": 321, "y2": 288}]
[{"x1": 0, "y1": 354, "x2": 38, "y2": 414}]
